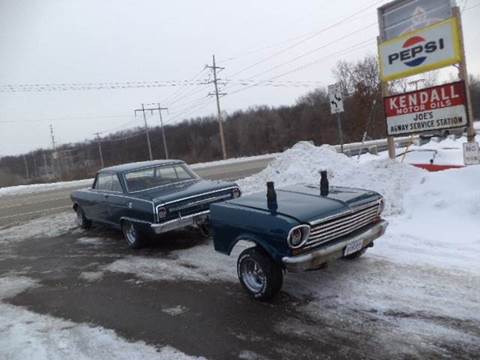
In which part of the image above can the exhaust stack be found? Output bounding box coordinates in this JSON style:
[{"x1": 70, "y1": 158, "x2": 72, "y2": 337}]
[
  {"x1": 266, "y1": 181, "x2": 278, "y2": 212},
  {"x1": 320, "y1": 170, "x2": 329, "y2": 196}
]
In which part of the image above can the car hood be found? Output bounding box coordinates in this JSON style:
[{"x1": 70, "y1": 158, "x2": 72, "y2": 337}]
[
  {"x1": 226, "y1": 184, "x2": 381, "y2": 223},
  {"x1": 130, "y1": 179, "x2": 237, "y2": 204}
]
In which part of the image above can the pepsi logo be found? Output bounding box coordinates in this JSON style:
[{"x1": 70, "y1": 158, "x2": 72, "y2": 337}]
[
  {"x1": 387, "y1": 36, "x2": 445, "y2": 67},
  {"x1": 402, "y1": 36, "x2": 427, "y2": 67}
]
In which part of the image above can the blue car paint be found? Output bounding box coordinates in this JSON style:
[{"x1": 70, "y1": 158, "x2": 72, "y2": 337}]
[
  {"x1": 71, "y1": 160, "x2": 238, "y2": 232},
  {"x1": 210, "y1": 184, "x2": 382, "y2": 263}
]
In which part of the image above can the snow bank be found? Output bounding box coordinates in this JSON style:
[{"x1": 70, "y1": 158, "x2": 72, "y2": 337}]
[
  {"x1": 0, "y1": 212, "x2": 77, "y2": 244},
  {"x1": 374, "y1": 165, "x2": 480, "y2": 273},
  {"x1": 238, "y1": 142, "x2": 425, "y2": 216},
  {"x1": 104, "y1": 243, "x2": 238, "y2": 283},
  {"x1": 0, "y1": 179, "x2": 93, "y2": 198},
  {"x1": 0, "y1": 276, "x2": 204, "y2": 360}
]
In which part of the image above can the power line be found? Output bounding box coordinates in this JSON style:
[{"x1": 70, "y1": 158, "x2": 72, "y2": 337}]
[
  {"x1": 226, "y1": 0, "x2": 384, "y2": 79},
  {"x1": 219, "y1": 0, "x2": 386, "y2": 65},
  {"x1": 161, "y1": 67, "x2": 208, "y2": 105},
  {"x1": 226, "y1": 38, "x2": 374, "y2": 97},
  {"x1": 240, "y1": 23, "x2": 377, "y2": 83}
]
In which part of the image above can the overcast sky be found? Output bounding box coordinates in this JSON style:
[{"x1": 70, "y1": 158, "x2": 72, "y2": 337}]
[{"x1": 0, "y1": 0, "x2": 479, "y2": 156}]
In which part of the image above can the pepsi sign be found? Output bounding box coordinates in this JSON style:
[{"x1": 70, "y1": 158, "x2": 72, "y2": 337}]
[{"x1": 379, "y1": 18, "x2": 462, "y2": 82}]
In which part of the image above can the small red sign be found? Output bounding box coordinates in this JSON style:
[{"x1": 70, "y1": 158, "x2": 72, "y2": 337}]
[{"x1": 384, "y1": 81, "x2": 469, "y2": 136}]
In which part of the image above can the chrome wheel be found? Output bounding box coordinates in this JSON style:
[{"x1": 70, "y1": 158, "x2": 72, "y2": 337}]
[
  {"x1": 240, "y1": 258, "x2": 266, "y2": 293},
  {"x1": 125, "y1": 223, "x2": 137, "y2": 245},
  {"x1": 75, "y1": 209, "x2": 83, "y2": 226}
]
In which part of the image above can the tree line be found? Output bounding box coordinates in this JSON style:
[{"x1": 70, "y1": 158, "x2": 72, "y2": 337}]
[{"x1": 1, "y1": 56, "x2": 479, "y2": 187}]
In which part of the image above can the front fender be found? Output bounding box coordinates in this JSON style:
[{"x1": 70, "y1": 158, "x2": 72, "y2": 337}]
[{"x1": 210, "y1": 202, "x2": 299, "y2": 263}]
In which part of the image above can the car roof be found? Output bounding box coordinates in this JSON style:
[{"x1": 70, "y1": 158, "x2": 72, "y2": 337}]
[{"x1": 100, "y1": 160, "x2": 185, "y2": 173}]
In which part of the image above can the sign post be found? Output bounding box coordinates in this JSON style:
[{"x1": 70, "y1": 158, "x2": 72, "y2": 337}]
[
  {"x1": 328, "y1": 83, "x2": 345, "y2": 153},
  {"x1": 453, "y1": 7, "x2": 476, "y2": 143},
  {"x1": 463, "y1": 142, "x2": 480, "y2": 165}
]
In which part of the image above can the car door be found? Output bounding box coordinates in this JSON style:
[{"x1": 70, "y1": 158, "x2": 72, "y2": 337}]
[
  {"x1": 91, "y1": 173, "x2": 114, "y2": 223},
  {"x1": 105, "y1": 174, "x2": 129, "y2": 225}
]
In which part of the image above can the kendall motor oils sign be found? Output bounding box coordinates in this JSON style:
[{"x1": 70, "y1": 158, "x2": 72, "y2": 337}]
[
  {"x1": 384, "y1": 81, "x2": 468, "y2": 136},
  {"x1": 379, "y1": 17, "x2": 461, "y2": 82}
]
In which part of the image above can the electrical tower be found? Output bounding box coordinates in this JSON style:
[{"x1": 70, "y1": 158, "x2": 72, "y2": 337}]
[{"x1": 207, "y1": 55, "x2": 228, "y2": 160}]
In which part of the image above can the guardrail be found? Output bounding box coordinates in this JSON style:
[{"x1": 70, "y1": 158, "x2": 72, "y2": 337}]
[{"x1": 333, "y1": 136, "x2": 418, "y2": 156}]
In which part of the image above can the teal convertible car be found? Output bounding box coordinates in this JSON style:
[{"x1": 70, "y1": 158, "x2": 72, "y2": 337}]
[{"x1": 71, "y1": 160, "x2": 240, "y2": 248}]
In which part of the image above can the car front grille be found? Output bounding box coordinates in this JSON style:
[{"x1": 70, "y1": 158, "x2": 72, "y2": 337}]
[{"x1": 304, "y1": 202, "x2": 380, "y2": 250}]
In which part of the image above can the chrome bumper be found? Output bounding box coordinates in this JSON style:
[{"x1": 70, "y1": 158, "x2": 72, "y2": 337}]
[
  {"x1": 282, "y1": 220, "x2": 388, "y2": 272},
  {"x1": 151, "y1": 210, "x2": 210, "y2": 234}
]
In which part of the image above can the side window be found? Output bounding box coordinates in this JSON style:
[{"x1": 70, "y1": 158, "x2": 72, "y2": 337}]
[
  {"x1": 157, "y1": 166, "x2": 177, "y2": 180},
  {"x1": 111, "y1": 175, "x2": 123, "y2": 193},
  {"x1": 174, "y1": 165, "x2": 193, "y2": 180},
  {"x1": 95, "y1": 173, "x2": 113, "y2": 191}
]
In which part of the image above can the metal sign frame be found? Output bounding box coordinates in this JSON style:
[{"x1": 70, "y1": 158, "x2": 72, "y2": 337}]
[
  {"x1": 378, "y1": 0, "x2": 454, "y2": 41},
  {"x1": 378, "y1": 17, "x2": 462, "y2": 82}
]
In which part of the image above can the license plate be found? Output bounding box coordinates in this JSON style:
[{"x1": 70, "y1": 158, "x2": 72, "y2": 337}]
[{"x1": 344, "y1": 239, "x2": 364, "y2": 256}]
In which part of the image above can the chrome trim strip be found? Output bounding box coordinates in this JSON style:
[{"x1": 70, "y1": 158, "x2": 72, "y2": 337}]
[
  {"x1": 88, "y1": 190, "x2": 154, "y2": 204},
  {"x1": 309, "y1": 213, "x2": 378, "y2": 241},
  {"x1": 309, "y1": 200, "x2": 381, "y2": 226},
  {"x1": 282, "y1": 220, "x2": 388, "y2": 272},
  {"x1": 155, "y1": 187, "x2": 238, "y2": 207},
  {"x1": 309, "y1": 208, "x2": 378, "y2": 236},
  {"x1": 126, "y1": 179, "x2": 197, "y2": 194},
  {"x1": 305, "y1": 217, "x2": 377, "y2": 249},
  {"x1": 151, "y1": 210, "x2": 210, "y2": 234},
  {"x1": 154, "y1": 186, "x2": 238, "y2": 222},
  {"x1": 168, "y1": 193, "x2": 232, "y2": 212},
  {"x1": 120, "y1": 216, "x2": 152, "y2": 225}
]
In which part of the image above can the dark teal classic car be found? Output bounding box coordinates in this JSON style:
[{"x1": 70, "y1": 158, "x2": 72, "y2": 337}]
[
  {"x1": 71, "y1": 160, "x2": 240, "y2": 248},
  {"x1": 210, "y1": 176, "x2": 387, "y2": 300}
]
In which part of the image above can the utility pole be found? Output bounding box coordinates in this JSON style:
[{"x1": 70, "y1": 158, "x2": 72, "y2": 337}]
[
  {"x1": 207, "y1": 54, "x2": 228, "y2": 160},
  {"x1": 32, "y1": 154, "x2": 37, "y2": 178},
  {"x1": 141, "y1": 104, "x2": 169, "y2": 159},
  {"x1": 134, "y1": 104, "x2": 153, "y2": 161},
  {"x1": 50, "y1": 124, "x2": 56, "y2": 152},
  {"x1": 94, "y1": 132, "x2": 104, "y2": 168},
  {"x1": 49, "y1": 124, "x2": 59, "y2": 178},
  {"x1": 42, "y1": 152, "x2": 49, "y2": 178},
  {"x1": 23, "y1": 154, "x2": 30, "y2": 179}
]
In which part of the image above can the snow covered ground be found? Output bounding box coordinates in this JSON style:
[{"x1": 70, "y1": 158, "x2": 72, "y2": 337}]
[
  {"x1": 0, "y1": 277, "x2": 204, "y2": 360},
  {"x1": 0, "y1": 136, "x2": 479, "y2": 358}
]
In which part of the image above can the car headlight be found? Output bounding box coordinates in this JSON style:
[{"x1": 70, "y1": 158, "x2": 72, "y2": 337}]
[
  {"x1": 158, "y1": 207, "x2": 167, "y2": 219},
  {"x1": 287, "y1": 225, "x2": 310, "y2": 249},
  {"x1": 377, "y1": 198, "x2": 385, "y2": 215},
  {"x1": 232, "y1": 188, "x2": 241, "y2": 198}
]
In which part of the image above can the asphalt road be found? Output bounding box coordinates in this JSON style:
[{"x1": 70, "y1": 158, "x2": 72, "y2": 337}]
[
  {"x1": 0, "y1": 157, "x2": 273, "y2": 228},
  {"x1": 2, "y1": 226, "x2": 478, "y2": 359}
]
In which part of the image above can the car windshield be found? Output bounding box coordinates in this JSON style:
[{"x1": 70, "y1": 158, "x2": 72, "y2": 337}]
[{"x1": 124, "y1": 163, "x2": 196, "y2": 192}]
